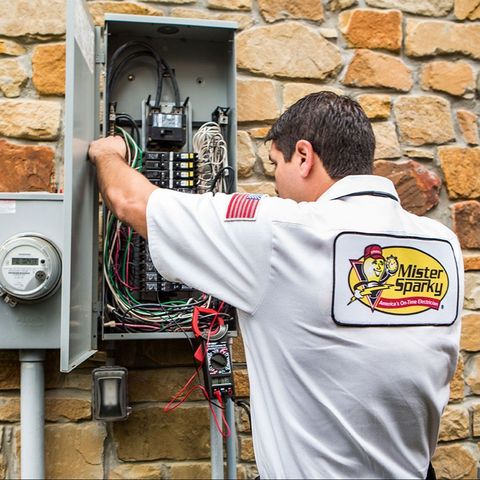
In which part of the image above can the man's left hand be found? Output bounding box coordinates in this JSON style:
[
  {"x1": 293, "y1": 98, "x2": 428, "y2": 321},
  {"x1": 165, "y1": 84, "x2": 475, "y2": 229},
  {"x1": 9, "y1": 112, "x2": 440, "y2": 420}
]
[{"x1": 88, "y1": 136, "x2": 127, "y2": 166}]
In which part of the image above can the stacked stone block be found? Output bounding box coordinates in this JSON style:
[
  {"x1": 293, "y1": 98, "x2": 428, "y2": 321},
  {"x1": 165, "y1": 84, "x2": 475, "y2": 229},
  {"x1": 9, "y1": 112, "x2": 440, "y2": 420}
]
[{"x1": 0, "y1": 0, "x2": 479, "y2": 478}]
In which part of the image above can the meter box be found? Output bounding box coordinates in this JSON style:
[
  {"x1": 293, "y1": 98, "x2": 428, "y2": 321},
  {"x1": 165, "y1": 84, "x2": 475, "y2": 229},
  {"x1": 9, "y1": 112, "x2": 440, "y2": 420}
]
[
  {"x1": 0, "y1": 193, "x2": 63, "y2": 349},
  {"x1": 60, "y1": 0, "x2": 238, "y2": 371}
]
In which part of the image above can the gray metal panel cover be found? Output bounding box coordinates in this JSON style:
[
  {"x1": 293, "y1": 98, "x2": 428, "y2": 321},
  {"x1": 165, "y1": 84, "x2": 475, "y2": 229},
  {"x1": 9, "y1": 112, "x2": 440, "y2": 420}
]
[{"x1": 61, "y1": 0, "x2": 98, "y2": 372}]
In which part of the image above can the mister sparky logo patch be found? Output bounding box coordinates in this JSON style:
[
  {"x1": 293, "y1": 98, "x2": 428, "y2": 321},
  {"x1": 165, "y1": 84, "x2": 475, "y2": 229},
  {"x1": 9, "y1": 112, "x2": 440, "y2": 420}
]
[{"x1": 347, "y1": 244, "x2": 449, "y2": 315}]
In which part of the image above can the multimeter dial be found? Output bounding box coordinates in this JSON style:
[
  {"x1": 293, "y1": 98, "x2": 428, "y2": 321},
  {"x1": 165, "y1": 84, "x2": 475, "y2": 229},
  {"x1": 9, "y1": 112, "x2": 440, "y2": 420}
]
[{"x1": 0, "y1": 235, "x2": 61, "y2": 303}]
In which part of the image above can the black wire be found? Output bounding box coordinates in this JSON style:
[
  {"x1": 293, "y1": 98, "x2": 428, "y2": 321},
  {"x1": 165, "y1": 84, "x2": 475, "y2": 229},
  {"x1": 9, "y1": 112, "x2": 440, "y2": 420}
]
[
  {"x1": 209, "y1": 166, "x2": 235, "y2": 194},
  {"x1": 107, "y1": 41, "x2": 163, "y2": 106},
  {"x1": 115, "y1": 113, "x2": 141, "y2": 144}
]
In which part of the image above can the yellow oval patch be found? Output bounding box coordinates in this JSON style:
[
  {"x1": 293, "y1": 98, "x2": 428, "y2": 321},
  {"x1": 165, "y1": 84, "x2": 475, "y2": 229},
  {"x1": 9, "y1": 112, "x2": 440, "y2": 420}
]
[{"x1": 348, "y1": 246, "x2": 449, "y2": 315}]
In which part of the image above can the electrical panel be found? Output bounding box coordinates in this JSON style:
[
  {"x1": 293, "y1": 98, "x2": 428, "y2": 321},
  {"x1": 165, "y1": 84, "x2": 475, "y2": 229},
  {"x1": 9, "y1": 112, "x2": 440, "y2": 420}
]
[
  {"x1": 59, "y1": 0, "x2": 238, "y2": 371},
  {"x1": 101, "y1": 13, "x2": 237, "y2": 342}
]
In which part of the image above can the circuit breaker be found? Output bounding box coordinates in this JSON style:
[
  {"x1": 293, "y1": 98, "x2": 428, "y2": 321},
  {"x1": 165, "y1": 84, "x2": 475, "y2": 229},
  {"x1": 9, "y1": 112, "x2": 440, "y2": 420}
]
[{"x1": 59, "y1": 0, "x2": 237, "y2": 371}]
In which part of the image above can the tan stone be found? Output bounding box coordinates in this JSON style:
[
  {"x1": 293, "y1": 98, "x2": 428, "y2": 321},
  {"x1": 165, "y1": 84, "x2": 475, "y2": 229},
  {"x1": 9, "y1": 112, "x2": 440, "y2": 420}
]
[
  {"x1": 0, "y1": 59, "x2": 27, "y2": 98},
  {"x1": 343, "y1": 50, "x2": 413, "y2": 92},
  {"x1": 259, "y1": 0, "x2": 324, "y2": 22},
  {"x1": 319, "y1": 28, "x2": 338, "y2": 39},
  {"x1": 450, "y1": 355, "x2": 464, "y2": 402},
  {"x1": 439, "y1": 147, "x2": 480, "y2": 199},
  {"x1": 373, "y1": 160, "x2": 441, "y2": 215},
  {"x1": 366, "y1": 0, "x2": 453, "y2": 16},
  {"x1": 237, "y1": 405, "x2": 251, "y2": 433},
  {"x1": 432, "y1": 444, "x2": 477, "y2": 479},
  {"x1": 0, "y1": 139, "x2": 55, "y2": 192},
  {"x1": 240, "y1": 436, "x2": 255, "y2": 462},
  {"x1": 232, "y1": 335, "x2": 246, "y2": 363},
  {"x1": 0, "y1": 100, "x2": 61, "y2": 141},
  {"x1": 248, "y1": 127, "x2": 271, "y2": 139},
  {"x1": 147, "y1": 0, "x2": 193, "y2": 2},
  {"x1": 88, "y1": 2, "x2": 163, "y2": 26},
  {"x1": 237, "y1": 131, "x2": 256, "y2": 178},
  {"x1": 461, "y1": 314, "x2": 480, "y2": 352},
  {"x1": 45, "y1": 423, "x2": 106, "y2": 479},
  {"x1": 128, "y1": 368, "x2": 203, "y2": 403},
  {"x1": 0, "y1": 39, "x2": 26, "y2": 56},
  {"x1": 108, "y1": 463, "x2": 165, "y2": 479},
  {"x1": 403, "y1": 148, "x2": 434, "y2": 160},
  {"x1": 208, "y1": 0, "x2": 251, "y2": 10},
  {"x1": 237, "y1": 23, "x2": 342, "y2": 80},
  {"x1": 237, "y1": 79, "x2": 280, "y2": 123},
  {"x1": 45, "y1": 392, "x2": 91, "y2": 422},
  {"x1": 32, "y1": 44, "x2": 66, "y2": 96},
  {"x1": 0, "y1": 352, "x2": 20, "y2": 390},
  {"x1": 170, "y1": 8, "x2": 254, "y2": 30},
  {"x1": 258, "y1": 142, "x2": 274, "y2": 178},
  {"x1": 455, "y1": 0, "x2": 480, "y2": 19},
  {"x1": 283, "y1": 83, "x2": 344, "y2": 111},
  {"x1": 169, "y1": 462, "x2": 211, "y2": 479},
  {"x1": 465, "y1": 272, "x2": 480, "y2": 310},
  {"x1": 339, "y1": 9, "x2": 402, "y2": 51},
  {"x1": 453, "y1": 201, "x2": 480, "y2": 249},
  {"x1": 0, "y1": 0, "x2": 65, "y2": 38},
  {"x1": 0, "y1": 396, "x2": 19, "y2": 422},
  {"x1": 372, "y1": 122, "x2": 400, "y2": 159},
  {"x1": 473, "y1": 403, "x2": 480, "y2": 436},
  {"x1": 237, "y1": 181, "x2": 276, "y2": 196},
  {"x1": 114, "y1": 404, "x2": 210, "y2": 461},
  {"x1": 329, "y1": 0, "x2": 358, "y2": 10},
  {"x1": 394, "y1": 96, "x2": 454, "y2": 146},
  {"x1": 420, "y1": 61, "x2": 475, "y2": 97},
  {"x1": 234, "y1": 369, "x2": 250, "y2": 397},
  {"x1": 465, "y1": 256, "x2": 480, "y2": 271},
  {"x1": 457, "y1": 110, "x2": 479, "y2": 145},
  {"x1": 466, "y1": 355, "x2": 480, "y2": 393},
  {"x1": 45, "y1": 367, "x2": 92, "y2": 391},
  {"x1": 357, "y1": 94, "x2": 391, "y2": 120},
  {"x1": 405, "y1": 19, "x2": 480, "y2": 60},
  {"x1": 438, "y1": 406, "x2": 469, "y2": 441}
]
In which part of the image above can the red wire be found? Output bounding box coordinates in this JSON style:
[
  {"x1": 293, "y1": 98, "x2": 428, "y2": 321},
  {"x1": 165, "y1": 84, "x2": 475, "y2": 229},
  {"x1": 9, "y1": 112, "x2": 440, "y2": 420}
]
[{"x1": 213, "y1": 390, "x2": 231, "y2": 438}]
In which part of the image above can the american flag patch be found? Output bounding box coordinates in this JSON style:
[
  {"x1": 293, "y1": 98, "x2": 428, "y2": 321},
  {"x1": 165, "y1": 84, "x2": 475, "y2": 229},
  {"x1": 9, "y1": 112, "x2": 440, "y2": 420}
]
[{"x1": 225, "y1": 193, "x2": 265, "y2": 221}]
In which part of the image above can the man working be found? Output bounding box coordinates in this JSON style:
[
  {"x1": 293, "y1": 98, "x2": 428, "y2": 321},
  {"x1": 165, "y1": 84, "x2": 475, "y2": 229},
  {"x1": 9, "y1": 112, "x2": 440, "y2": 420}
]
[{"x1": 89, "y1": 92, "x2": 463, "y2": 479}]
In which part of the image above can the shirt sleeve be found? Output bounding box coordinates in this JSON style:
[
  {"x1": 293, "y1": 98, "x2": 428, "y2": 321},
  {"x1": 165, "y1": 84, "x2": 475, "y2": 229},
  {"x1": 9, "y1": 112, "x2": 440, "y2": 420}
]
[{"x1": 146, "y1": 188, "x2": 273, "y2": 314}]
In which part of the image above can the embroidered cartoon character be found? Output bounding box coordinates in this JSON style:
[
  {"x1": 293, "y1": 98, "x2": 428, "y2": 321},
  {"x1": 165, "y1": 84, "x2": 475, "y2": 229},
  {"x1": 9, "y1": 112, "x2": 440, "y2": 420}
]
[{"x1": 348, "y1": 245, "x2": 398, "y2": 310}]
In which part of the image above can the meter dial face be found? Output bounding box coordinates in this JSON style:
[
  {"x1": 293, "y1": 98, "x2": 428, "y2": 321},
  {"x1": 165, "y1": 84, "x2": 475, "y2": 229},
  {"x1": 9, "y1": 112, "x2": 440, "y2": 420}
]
[{"x1": 0, "y1": 235, "x2": 61, "y2": 302}]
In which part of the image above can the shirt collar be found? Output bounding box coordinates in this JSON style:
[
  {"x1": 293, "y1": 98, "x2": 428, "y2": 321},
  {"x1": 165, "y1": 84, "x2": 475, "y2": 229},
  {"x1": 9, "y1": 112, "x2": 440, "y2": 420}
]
[{"x1": 318, "y1": 175, "x2": 400, "y2": 203}]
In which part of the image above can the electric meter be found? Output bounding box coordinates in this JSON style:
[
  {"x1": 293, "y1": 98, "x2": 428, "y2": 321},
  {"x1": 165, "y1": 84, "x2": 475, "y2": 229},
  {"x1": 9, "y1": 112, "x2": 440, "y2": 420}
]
[{"x1": 0, "y1": 234, "x2": 62, "y2": 305}]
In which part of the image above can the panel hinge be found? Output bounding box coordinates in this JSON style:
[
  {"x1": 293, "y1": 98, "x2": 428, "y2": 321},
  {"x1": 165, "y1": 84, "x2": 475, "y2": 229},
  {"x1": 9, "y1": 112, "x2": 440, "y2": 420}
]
[
  {"x1": 92, "y1": 301, "x2": 102, "y2": 314},
  {"x1": 95, "y1": 27, "x2": 105, "y2": 64}
]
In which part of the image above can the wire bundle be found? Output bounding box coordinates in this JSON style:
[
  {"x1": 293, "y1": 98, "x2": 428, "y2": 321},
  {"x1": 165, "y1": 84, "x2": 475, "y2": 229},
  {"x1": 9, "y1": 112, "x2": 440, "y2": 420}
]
[
  {"x1": 103, "y1": 127, "x2": 233, "y2": 334},
  {"x1": 107, "y1": 41, "x2": 180, "y2": 107},
  {"x1": 193, "y1": 122, "x2": 230, "y2": 193}
]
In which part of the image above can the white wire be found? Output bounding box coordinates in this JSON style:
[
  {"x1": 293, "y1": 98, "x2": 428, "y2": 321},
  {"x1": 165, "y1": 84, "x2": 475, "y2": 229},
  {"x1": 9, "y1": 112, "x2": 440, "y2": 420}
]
[{"x1": 193, "y1": 122, "x2": 228, "y2": 193}]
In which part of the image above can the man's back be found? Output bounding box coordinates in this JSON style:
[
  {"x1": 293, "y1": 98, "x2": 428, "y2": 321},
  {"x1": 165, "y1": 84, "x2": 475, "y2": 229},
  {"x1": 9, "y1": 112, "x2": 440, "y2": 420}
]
[{"x1": 238, "y1": 176, "x2": 462, "y2": 478}]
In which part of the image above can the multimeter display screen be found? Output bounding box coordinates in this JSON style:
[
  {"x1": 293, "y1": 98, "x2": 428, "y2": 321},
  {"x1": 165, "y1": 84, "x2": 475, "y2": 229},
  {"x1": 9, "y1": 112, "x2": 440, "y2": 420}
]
[{"x1": 12, "y1": 257, "x2": 39, "y2": 266}]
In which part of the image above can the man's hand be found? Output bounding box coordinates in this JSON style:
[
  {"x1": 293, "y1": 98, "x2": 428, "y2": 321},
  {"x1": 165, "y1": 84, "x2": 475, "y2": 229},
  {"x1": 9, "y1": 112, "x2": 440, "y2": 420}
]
[{"x1": 88, "y1": 135, "x2": 127, "y2": 166}]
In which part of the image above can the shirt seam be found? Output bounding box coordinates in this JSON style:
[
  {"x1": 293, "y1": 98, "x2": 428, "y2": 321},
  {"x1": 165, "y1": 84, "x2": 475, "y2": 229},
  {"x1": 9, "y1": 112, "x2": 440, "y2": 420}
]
[{"x1": 250, "y1": 222, "x2": 274, "y2": 316}]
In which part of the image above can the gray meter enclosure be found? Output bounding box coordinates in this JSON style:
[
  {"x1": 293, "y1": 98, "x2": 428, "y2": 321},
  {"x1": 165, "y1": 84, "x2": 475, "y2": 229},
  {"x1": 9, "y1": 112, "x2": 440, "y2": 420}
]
[
  {"x1": 0, "y1": 194, "x2": 63, "y2": 349},
  {"x1": 60, "y1": 0, "x2": 237, "y2": 370}
]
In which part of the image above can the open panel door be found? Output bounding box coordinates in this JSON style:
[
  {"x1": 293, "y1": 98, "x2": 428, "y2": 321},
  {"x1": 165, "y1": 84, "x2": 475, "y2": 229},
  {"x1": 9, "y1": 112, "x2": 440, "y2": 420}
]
[{"x1": 61, "y1": 0, "x2": 99, "y2": 372}]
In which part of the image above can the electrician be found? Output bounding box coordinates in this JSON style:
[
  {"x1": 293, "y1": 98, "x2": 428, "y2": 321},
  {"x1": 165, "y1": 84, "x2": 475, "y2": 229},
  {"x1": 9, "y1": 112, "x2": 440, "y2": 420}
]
[{"x1": 89, "y1": 92, "x2": 463, "y2": 479}]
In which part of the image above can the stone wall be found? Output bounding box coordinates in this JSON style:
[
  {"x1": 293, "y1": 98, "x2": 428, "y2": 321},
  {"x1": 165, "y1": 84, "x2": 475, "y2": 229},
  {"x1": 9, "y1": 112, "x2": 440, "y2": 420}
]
[{"x1": 0, "y1": 0, "x2": 479, "y2": 478}]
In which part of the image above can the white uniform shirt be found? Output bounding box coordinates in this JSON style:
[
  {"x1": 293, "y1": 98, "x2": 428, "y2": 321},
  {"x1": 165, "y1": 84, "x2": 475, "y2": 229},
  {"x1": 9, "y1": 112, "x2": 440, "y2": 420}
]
[{"x1": 146, "y1": 175, "x2": 463, "y2": 479}]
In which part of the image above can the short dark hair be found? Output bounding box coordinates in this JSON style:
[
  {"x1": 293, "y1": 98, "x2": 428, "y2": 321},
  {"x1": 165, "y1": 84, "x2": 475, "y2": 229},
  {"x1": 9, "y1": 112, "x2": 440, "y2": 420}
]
[{"x1": 265, "y1": 92, "x2": 375, "y2": 179}]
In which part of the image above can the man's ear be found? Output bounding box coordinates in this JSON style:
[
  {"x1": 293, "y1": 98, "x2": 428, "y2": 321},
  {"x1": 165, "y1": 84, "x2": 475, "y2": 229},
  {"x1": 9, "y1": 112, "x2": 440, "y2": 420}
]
[{"x1": 295, "y1": 140, "x2": 316, "y2": 179}]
